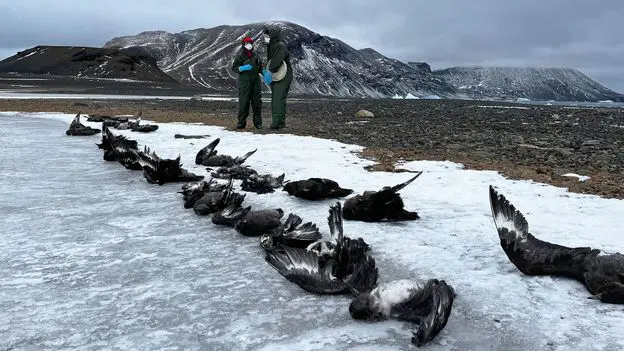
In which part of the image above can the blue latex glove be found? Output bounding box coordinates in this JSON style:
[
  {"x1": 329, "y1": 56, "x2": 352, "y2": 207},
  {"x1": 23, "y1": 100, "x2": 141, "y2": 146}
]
[
  {"x1": 262, "y1": 69, "x2": 272, "y2": 85},
  {"x1": 238, "y1": 64, "x2": 252, "y2": 72}
]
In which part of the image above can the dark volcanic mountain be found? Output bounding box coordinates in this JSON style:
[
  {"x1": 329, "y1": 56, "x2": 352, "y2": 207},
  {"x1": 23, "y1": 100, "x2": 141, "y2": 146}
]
[
  {"x1": 0, "y1": 46, "x2": 178, "y2": 83},
  {"x1": 104, "y1": 21, "x2": 456, "y2": 98},
  {"x1": 434, "y1": 66, "x2": 624, "y2": 102}
]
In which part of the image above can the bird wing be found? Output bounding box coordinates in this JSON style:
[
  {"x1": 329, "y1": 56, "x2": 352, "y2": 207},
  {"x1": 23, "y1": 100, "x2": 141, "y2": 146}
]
[
  {"x1": 281, "y1": 214, "x2": 322, "y2": 242},
  {"x1": 389, "y1": 171, "x2": 423, "y2": 193},
  {"x1": 233, "y1": 148, "x2": 258, "y2": 165},
  {"x1": 327, "y1": 201, "x2": 344, "y2": 242},
  {"x1": 488, "y1": 185, "x2": 594, "y2": 278},
  {"x1": 265, "y1": 247, "x2": 349, "y2": 294},
  {"x1": 195, "y1": 138, "x2": 220, "y2": 165},
  {"x1": 410, "y1": 280, "x2": 455, "y2": 347}
]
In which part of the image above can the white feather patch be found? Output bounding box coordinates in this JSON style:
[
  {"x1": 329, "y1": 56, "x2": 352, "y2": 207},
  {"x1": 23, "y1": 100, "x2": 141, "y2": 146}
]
[{"x1": 372, "y1": 279, "x2": 425, "y2": 316}]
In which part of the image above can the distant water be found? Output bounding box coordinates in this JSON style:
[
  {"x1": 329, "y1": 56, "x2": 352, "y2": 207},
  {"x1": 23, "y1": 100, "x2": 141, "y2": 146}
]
[{"x1": 516, "y1": 100, "x2": 624, "y2": 109}]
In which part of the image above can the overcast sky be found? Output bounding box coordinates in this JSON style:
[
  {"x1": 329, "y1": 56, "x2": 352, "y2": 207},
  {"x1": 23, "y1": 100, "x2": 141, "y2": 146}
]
[{"x1": 1, "y1": 0, "x2": 623, "y2": 92}]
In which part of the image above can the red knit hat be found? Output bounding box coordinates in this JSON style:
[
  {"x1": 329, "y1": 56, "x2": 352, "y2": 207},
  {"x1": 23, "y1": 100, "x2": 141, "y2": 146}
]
[{"x1": 242, "y1": 36, "x2": 253, "y2": 44}]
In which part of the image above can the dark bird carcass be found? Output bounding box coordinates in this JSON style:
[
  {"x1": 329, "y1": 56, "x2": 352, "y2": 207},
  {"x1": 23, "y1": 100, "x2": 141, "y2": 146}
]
[
  {"x1": 65, "y1": 113, "x2": 100, "y2": 136},
  {"x1": 342, "y1": 172, "x2": 422, "y2": 222},
  {"x1": 283, "y1": 178, "x2": 353, "y2": 200},
  {"x1": 489, "y1": 185, "x2": 624, "y2": 304},
  {"x1": 195, "y1": 137, "x2": 257, "y2": 167}
]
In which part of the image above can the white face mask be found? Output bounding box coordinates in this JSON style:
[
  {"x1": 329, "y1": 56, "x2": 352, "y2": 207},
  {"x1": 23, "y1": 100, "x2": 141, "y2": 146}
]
[
  {"x1": 264, "y1": 35, "x2": 270, "y2": 44},
  {"x1": 244, "y1": 43, "x2": 253, "y2": 50}
]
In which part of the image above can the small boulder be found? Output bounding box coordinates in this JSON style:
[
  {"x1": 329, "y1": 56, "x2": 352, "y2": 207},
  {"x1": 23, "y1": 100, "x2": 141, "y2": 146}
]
[
  {"x1": 582, "y1": 140, "x2": 600, "y2": 147},
  {"x1": 355, "y1": 109, "x2": 374, "y2": 118}
]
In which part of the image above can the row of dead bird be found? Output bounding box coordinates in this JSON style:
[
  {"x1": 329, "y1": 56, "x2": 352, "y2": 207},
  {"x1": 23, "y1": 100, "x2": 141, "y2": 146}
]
[
  {"x1": 68, "y1": 114, "x2": 624, "y2": 347},
  {"x1": 86, "y1": 121, "x2": 455, "y2": 347},
  {"x1": 65, "y1": 112, "x2": 158, "y2": 136}
]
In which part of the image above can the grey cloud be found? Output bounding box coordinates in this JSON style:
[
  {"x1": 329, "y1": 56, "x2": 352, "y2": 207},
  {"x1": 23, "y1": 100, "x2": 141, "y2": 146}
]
[{"x1": 1, "y1": 0, "x2": 623, "y2": 92}]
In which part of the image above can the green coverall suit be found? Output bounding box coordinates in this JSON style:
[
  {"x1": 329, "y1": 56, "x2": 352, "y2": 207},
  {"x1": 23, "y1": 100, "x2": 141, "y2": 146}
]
[
  {"x1": 231, "y1": 45, "x2": 263, "y2": 129},
  {"x1": 264, "y1": 27, "x2": 294, "y2": 129}
]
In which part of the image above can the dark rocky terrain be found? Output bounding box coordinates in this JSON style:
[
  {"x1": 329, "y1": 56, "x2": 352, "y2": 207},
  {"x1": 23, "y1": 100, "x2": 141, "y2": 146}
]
[
  {"x1": 0, "y1": 46, "x2": 178, "y2": 83},
  {"x1": 434, "y1": 66, "x2": 624, "y2": 102},
  {"x1": 0, "y1": 73, "x2": 212, "y2": 96},
  {"x1": 2, "y1": 97, "x2": 622, "y2": 199}
]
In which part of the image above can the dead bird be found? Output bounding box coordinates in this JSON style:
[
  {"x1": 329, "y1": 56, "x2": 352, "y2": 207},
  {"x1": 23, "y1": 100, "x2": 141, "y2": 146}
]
[
  {"x1": 96, "y1": 124, "x2": 138, "y2": 161},
  {"x1": 234, "y1": 209, "x2": 285, "y2": 237},
  {"x1": 130, "y1": 112, "x2": 159, "y2": 133},
  {"x1": 193, "y1": 178, "x2": 235, "y2": 216},
  {"x1": 348, "y1": 278, "x2": 456, "y2": 347},
  {"x1": 136, "y1": 146, "x2": 204, "y2": 186},
  {"x1": 101, "y1": 125, "x2": 142, "y2": 170},
  {"x1": 241, "y1": 173, "x2": 286, "y2": 194},
  {"x1": 342, "y1": 172, "x2": 422, "y2": 222},
  {"x1": 209, "y1": 164, "x2": 259, "y2": 180},
  {"x1": 283, "y1": 178, "x2": 353, "y2": 200},
  {"x1": 195, "y1": 137, "x2": 257, "y2": 167},
  {"x1": 65, "y1": 113, "x2": 101, "y2": 136},
  {"x1": 179, "y1": 178, "x2": 229, "y2": 209},
  {"x1": 489, "y1": 185, "x2": 624, "y2": 305},
  {"x1": 212, "y1": 191, "x2": 251, "y2": 227},
  {"x1": 259, "y1": 213, "x2": 322, "y2": 250},
  {"x1": 263, "y1": 202, "x2": 377, "y2": 295}
]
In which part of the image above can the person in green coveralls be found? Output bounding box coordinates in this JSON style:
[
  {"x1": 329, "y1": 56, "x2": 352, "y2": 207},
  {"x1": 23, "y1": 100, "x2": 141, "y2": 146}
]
[
  {"x1": 231, "y1": 36, "x2": 263, "y2": 129},
  {"x1": 261, "y1": 25, "x2": 293, "y2": 130}
]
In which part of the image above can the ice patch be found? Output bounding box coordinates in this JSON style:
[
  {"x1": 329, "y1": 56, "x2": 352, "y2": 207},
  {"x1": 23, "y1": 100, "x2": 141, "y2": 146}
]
[{"x1": 423, "y1": 95, "x2": 442, "y2": 100}]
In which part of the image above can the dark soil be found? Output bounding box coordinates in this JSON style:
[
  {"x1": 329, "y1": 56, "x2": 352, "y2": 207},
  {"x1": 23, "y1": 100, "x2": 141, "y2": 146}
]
[{"x1": 2, "y1": 97, "x2": 623, "y2": 199}]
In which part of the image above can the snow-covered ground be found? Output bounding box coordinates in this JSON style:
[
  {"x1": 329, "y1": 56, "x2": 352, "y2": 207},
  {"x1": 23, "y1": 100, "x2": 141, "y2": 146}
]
[{"x1": 1, "y1": 112, "x2": 624, "y2": 351}]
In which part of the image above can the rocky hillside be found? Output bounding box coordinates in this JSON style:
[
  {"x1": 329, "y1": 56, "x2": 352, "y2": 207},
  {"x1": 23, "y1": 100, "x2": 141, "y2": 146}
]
[
  {"x1": 0, "y1": 46, "x2": 178, "y2": 83},
  {"x1": 434, "y1": 66, "x2": 624, "y2": 102},
  {"x1": 104, "y1": 21, "x2": 456, "y2": 98}
]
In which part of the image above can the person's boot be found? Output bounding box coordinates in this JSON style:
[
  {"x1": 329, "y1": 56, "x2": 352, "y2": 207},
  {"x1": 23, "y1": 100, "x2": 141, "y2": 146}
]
[
  {"x1": 253, "y1": 115, "x2": 262, "y2": 129},
  {"x1": 236, "y1": 120, "x2": 246, "y2": 129}
]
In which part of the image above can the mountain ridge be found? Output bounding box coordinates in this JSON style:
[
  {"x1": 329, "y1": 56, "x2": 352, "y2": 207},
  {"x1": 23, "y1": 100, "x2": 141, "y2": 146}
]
[
  {"x1": 104, "y1": 21, "x2": 457, "y2": 98},
  {"x1": 1, "y1": 20, "x2": 621, "y2": 102},
  {"x1": 0, "y1": 45, "x2": 178, "y2": 83},
  {"x1": 433, "y1": 66, "x2": 624, "y2": 102}
]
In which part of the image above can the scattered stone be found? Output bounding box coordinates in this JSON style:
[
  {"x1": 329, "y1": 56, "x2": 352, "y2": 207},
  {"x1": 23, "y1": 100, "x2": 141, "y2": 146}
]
[
  {"x1": 581, "y1": 140, "x2": 600, "y2": 147},
  {"x1": 510, "y1": 135, "x2": 525, "y2": 144},
  {"x1": 354, "y1": 109, "x2": 374, "y2": 118}
]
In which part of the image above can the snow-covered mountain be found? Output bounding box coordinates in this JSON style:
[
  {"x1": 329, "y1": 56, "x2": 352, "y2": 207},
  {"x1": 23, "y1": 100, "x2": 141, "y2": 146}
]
[
  {"x1": 103, "y1": 21, "x2": 456, "y2": 98},
  {"x1": 0, "y1": 46, "x2": 177, "y2": 83},
  {"x1": 434, "y1": 66, "x2": 624, "y2": 102}
]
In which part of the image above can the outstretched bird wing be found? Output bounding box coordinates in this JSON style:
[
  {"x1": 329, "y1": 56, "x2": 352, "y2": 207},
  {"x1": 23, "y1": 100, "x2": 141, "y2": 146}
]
[
  {"x1": 388, "y1": 171, "x2": 423, "y2": 193},
  {"x1": 488, "y1": 185, "x2": 594, "y2": 278},
  {"x1": 195, "y1": 138, "x2": 220, "y2": 165},
  {"x1": 233, "y1": 148, "x2": 258, "y2": 165},
  {"x1": 264, "y1": 246, "x2": 349, "y2": 294},
  {"x1": 281, "y1": 213, "x2": 322, "y2": 243},
  {"x1": 327, "y1": 201, "x2": 344, "y2": 243}
]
